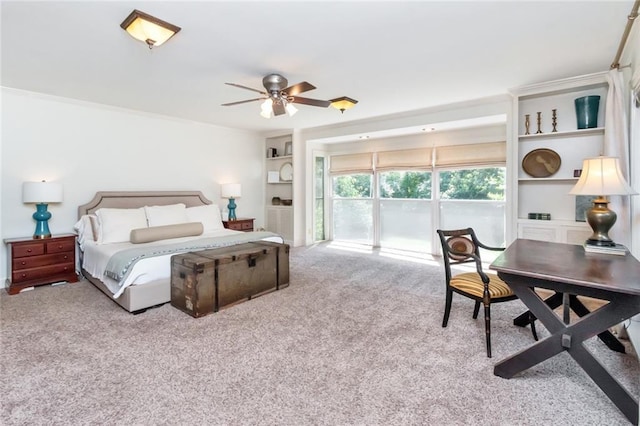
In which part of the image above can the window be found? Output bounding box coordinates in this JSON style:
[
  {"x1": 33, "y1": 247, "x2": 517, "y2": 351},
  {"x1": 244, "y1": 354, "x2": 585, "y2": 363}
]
[
  {"x1": 314, "y1": 156, "x2": 325, "y2": 241},
  {"x1": 332, "y1": 174, "x2": 373, "y2": 244},
  {"x1": 438, "y1": 167, "x2": 506, "y2": 260},
  {"x1": 328, "y1": 144, "x2": 506, "y2": 254},
  {"x1": 379, "y1": 171, "x2": 432, "y2": 252}
]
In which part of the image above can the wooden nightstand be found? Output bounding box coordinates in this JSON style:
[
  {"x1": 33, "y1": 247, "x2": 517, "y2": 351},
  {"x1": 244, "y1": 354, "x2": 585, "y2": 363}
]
[
  {"x1": 4, "y1": 234, "x2": 78, "y2": 295},
  {"x1": 222, "y1": 218, "x2": 254, "y2": 232}
]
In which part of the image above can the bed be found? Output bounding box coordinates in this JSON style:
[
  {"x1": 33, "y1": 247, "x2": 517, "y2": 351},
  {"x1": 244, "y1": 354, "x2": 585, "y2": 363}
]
[{"x1": 77, "y1": 191, "x2": 283, "y2": 313}]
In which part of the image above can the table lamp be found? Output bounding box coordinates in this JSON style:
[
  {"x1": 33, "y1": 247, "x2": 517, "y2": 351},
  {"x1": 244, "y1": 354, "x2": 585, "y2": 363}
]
[
  {"x1": 569, "y1": 156, "x2": 637, "y2": 246},
  {"x1": 23, "y1": 181, "x2": 64, "y2": 239},
  {"x1": 221, "y1": 183, "x2": 242, "y2": 221}
]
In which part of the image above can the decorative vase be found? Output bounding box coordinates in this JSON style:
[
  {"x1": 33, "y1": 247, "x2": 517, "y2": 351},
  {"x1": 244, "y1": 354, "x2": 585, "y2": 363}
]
[{"x1": 574, "y1": 96, "x2": 600, "y2": 129}]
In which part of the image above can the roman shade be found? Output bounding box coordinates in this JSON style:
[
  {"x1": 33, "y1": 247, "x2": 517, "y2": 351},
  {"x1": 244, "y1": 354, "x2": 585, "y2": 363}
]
[
  {"x1": 434, "y1": 142, "x2": 506, "y2": 167},
  {"x1": 375, "y1": 148, "x2": 433, "y2": 171},
  {"x1": 329, "y1": 153, "x2": 373, "y2": 175}
]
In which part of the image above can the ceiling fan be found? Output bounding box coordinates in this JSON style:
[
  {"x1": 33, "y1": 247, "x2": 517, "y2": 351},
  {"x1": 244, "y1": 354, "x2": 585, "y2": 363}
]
[{"x1": 221, "y1": 74, "x2": 331, "y2": 118}]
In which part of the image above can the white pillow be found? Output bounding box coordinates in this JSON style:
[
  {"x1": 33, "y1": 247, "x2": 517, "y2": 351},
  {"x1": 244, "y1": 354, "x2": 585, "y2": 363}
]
[
  {"x1": 185, "y1": 204, "x2": 224, "y2": 233},
  {"x1": 144, "y1": 203, "x2": 188, "y2": 227},
  {"x1": 95, "y1": 208, "x2": 148, "y2": 244},
  {"x1": 73, "y1": 214, "x2": 97, "y2": 248}
]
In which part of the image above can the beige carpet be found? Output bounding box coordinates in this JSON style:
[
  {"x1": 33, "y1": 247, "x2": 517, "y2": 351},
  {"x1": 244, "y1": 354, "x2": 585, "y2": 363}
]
[{"x1": 1, "y1": 242, "x2": 638, "y2": 425}]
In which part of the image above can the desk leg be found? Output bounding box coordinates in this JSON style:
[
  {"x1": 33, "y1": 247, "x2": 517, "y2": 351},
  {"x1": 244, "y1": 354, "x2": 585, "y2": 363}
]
[
  {"x1": 568, "y1": 296, "x2": 626, "y2": 353},
  {"x1": 496, "y1": 285, "x2": 639, "y2": 425},
  {"x1": 513, "y1": 292, "x2": 563, "y2": 326},
  {"x1": 514, "y1": 292, "x2": 625, "y2": 354}
]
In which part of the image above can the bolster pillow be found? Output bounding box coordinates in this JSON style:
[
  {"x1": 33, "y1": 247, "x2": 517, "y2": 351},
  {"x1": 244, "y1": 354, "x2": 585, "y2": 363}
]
[{"x1": 130, "y1": 222, "x2": 204, "y2": 244}]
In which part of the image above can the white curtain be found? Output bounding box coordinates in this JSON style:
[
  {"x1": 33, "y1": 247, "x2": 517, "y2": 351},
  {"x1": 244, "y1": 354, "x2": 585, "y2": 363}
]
[
  {"x1": 632, "y1": 64, "x2": 640, "y2": 106},
  {"x1": 604, "y1": 69, "x2": 631, "y2": 246}
]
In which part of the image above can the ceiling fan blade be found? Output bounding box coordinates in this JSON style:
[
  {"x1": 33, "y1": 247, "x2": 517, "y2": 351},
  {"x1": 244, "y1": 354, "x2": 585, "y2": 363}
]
[
  {"x1": 272, "y1": 101, "x2": 286, "y2": 116},
  {"x1": 221, "y1": 98, "x2": 265, "y2": 106},
  {"x1": 283, "y1": 81, "x2": 316, "y2": 96},
  {"x1": 290, "y1": 96, "x2": 331, "y2": 108},
  {"x1": 225, "y1": 82, "x2": 267, "y2": 95}
]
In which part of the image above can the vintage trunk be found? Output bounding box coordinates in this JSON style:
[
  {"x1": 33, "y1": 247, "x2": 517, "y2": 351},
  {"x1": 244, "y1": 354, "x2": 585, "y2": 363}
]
[{"x1": 170, "y1": 241, "x2": 290, "y2": 317}]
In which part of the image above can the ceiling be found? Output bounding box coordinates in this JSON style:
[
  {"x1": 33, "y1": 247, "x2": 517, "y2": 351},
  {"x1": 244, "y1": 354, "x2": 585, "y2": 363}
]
[{"x1": 1, "y1": 1, "x2": 634, "y2": 135}]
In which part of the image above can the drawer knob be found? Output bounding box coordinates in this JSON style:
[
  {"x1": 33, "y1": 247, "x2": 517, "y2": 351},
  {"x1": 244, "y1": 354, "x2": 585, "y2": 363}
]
[
  {"x1": 21, "y1": 261, "x2": 26, "y2": 266},
  {"x1": 27, "y1": 249, "x2": 32, "y2": 253},
  {"x1": 21, "y1": 273, "x2": 27, "y2": 278},
  {"x1": 63, "y1": 255, "x2": 68, "y2": 260},
  {"x1": 58, "y1": 245, "x2": 63, "y2": 249}
]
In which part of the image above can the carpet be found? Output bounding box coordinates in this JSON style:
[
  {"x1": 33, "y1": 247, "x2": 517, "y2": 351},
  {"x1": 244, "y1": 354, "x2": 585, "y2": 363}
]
[{"x1": 1, "y1": 241, "x2": 638, "y2": 425}]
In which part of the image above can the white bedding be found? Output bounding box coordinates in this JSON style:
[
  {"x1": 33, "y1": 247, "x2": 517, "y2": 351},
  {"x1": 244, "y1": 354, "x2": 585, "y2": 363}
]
[{"x1": 81, "y1": 229, "x2": 283, "y2": 298}]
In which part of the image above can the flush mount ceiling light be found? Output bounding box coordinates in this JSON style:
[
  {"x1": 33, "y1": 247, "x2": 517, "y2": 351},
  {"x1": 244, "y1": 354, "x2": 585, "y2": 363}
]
[
  {"x1": 329, "y1": 96, "x2": 358, "y2": 114},
  {"x1": 120, "y1": 9, "x2": 181, "y2": 49}
]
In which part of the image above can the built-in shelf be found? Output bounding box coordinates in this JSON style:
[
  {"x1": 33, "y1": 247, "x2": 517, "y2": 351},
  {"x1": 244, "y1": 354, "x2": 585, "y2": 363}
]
[
  {"x1": 517, "y1": 218, "x2": 587, "y2": 226},
  {"x1": 266, "y1": 155, "x2": 292, "y2": 161},
  {"x1": 518, "y1": 127, "x2": 604, "y2": 140},
  {"x1": 518, "y1": 177, "x2": 579, "y2": 182},
  {"x1": 268, "y1": 181, "x2": 292, "y2": 185}
]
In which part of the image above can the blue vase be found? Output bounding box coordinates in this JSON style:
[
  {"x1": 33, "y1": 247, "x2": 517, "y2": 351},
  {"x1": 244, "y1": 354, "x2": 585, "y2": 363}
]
[{"x1": 574, "y1": 95, "x2": 600, "y2": 129}]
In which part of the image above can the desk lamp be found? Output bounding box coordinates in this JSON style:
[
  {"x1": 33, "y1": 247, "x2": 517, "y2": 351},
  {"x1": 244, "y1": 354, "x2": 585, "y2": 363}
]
[
  {"x1": 569, "y1": 156, "x2": 637, "y2": 246},
  {"x1": 23, "y1": 181, "x2": 64, "y2": 239},
  {"x1": 221, "y1": 183, "x2": 242, "y2": 221}
]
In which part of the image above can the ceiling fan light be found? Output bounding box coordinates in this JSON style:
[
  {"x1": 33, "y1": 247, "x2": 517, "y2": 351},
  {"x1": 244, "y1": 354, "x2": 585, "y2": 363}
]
[
  {"x1": 260, "y1": 109, "x2": 272, "y2": 119},
  {"x1": 329, "y1": 96, "x2": 358, "y2": 114},
  {"x1": 260, "y1": 99, "x2": 273, "y2": 118},
  {"x1": 285, "y1": 103, "x2": 298, "y2": 117},
  {"x1": 120, "y1": 9, "x2": 181, "y2": 49}
]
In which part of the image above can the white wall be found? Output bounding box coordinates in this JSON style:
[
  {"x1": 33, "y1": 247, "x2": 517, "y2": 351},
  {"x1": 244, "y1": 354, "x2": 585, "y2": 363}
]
[{"x1": 1, "y1": 88, "x2": 265, "y2": 284}]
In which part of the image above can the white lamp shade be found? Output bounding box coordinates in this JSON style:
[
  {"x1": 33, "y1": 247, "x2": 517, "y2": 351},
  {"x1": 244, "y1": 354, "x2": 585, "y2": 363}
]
[
  {"x1": 285, "y1": 103, "x2": 298, "y2": 116},
  {"x1": 570, "y1": 157, "x2": 638, "y2": 196},
  {"x1": 23, "y1": 181, "x2": 64, "y2": 203},
  {"x1": 221, "y1": 183, "x2": 241, "y2": 198}
]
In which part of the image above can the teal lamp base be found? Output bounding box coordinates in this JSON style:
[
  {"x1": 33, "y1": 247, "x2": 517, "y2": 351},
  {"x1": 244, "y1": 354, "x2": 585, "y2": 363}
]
[
  {"x1": 227, "y1": 198, "x2": 237, "y2": 221},
  {"x1": 32, "y1": 203, "x2": 52, "y2": 239}
]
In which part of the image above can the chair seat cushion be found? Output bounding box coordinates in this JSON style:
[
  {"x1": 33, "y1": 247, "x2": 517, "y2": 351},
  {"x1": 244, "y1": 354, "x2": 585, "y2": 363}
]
[{"x1": 450, "y1": 272, "x2": 514, "y2": 299}]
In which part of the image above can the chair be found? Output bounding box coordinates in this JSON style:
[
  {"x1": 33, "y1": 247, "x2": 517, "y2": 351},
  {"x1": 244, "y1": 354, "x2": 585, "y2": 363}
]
[{"x1": 437, "y1": 228, "x2": 537, "y2": 357}]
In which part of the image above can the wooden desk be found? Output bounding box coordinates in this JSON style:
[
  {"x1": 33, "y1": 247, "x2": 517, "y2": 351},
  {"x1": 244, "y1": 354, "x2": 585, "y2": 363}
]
[{"x1": 490, "y1": 239, "x2": 640, "y2": 424}]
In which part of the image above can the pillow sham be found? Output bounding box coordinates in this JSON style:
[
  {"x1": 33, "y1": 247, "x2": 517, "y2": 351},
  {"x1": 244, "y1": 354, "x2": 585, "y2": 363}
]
[
  {"x1": 144, "y1": 203, "x2": 188, "y2": 227},
  {"x1": 185, "y1": 204, "x2": 224, "y2": 233},
  {"x1": 130, "y1": 222, "x2": 204, "y2": 244},
  {"x1": 95, "y1": 207, "x2": 148, "y2": 244}
]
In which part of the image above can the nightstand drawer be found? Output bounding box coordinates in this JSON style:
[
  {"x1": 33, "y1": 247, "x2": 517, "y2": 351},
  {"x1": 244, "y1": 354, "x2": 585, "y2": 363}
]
[
  {"x1": 226, "y1": 222, "x2": 243, "y2": 231},
  {"x1": 13, "y1": 243, "x2": 45, "y2": 258},
  {"x1": 12, "y1": 262, "x2": 75, "y2": 284},
  {"x1": 222, "y1": 218, "x2": 254, "y2": 232},
  {"x1": 13, "y1": 252, "x2": 74, "y2": 270},
  {"x1": 46, "y1": 239, "x2": 75, "y2": 253}
]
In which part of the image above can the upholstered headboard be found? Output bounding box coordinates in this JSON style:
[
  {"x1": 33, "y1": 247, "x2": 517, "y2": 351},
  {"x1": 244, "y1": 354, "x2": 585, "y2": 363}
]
[{"x1": 78, "y1": 191, "x2": 213, "y2": 218}]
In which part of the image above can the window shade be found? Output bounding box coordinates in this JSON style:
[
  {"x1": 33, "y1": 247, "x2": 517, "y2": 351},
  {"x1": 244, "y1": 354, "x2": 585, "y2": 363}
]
[
  {"x1": 329, "y1": 153, "x2": 373, "y2": 174},
  {"x1": 375, "y1": 148, "x2": 433, "y2": 171},
  {"x1": 435, "y1": 142, "x2": 506, "y2": 167}
]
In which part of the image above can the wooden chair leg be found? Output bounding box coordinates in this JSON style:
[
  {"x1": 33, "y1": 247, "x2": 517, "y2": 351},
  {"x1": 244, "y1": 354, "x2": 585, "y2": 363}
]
[
  {"x1": 442, "y1": 289, "x2": 453, "y2": 327},
  {"x1": 484, "y1": 303, "x2": 492, "y2": 358},
  {"x1": 472, "y1": 301, "x2": 481, "y2": 319}
]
